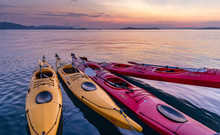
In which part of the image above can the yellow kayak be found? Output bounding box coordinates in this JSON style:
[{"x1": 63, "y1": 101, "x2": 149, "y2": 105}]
[
  {"x1": 26, "y1": 58, "x2": 63, "y2": 135},
  {"x1": 56, "y1": 58, "x2": 142, "y2": 132}
]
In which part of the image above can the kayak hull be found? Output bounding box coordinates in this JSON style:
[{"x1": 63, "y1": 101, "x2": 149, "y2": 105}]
[
  {"x1": 26, "y1": 65, "x2": 63, "y2": 135},
  {"x1": 57, "y1": 64, "x2": 142, "y2": 132},
  {"x1": 101, "y1": 63, "x2": 220, "y2": 88},
  {"x1": 79, "y1": 61, "x2": 216, "y2": 135}
]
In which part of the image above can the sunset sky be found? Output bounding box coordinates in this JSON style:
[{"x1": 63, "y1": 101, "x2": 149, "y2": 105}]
[{"x1": 1, "y1": 0, "x2": 220, "y2": 28}]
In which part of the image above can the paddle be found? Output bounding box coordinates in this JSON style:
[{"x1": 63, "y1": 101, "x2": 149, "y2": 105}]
[
  {"x1": 84, "y1": 67, "x2": 96, "y2": 77},
  {"x1": 128, "y1": 61, "x2": 207, "y2": 72},
  {"x1": 38, "y1": 56, "x2": 54, "y2": 80},
  {"x1": 75, "y1": 56, "x2": 134, "y2": 93},
  {"x1": 71, "y1": 53, "x2": 97, "y2": 78},
  {"x1": 38, "y1": 56, "x2": 46, "y2": 78}
]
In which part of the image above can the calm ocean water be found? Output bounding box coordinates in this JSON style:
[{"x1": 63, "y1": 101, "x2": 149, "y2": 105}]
[{"x1": 0, "y1": 30, "x2": 220, "y2": 135}]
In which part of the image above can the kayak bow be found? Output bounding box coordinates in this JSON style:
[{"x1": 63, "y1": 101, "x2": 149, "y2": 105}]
[
  {"x1": 55, "y1": 54, "x2": 143, "y2": 132},
  {"x1": 26, "y1": 57, "x2": 63, "y2": 135},
  {"x1": 76, "y1": 57, "x2": 216, "y2": 135},
  {"x1": 101, "y1": 61, "x2": 220, "y2": 88}
]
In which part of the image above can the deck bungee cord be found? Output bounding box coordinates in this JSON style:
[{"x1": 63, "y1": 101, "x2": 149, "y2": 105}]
[
  {"x1": 55, "y1": 53, "x2": 143, "y2": 132},
  {"x1": 26, "y1": 104, "x2": 62, "y2": 135},
  {"x1": 101, "y1": 61, "x2": 220, "y2": 88},
  {"x1": 128, "y1": 61, "x2": 208, "y2": 73},
  {"x1": 71, "y1": 54, "x2": 141, "y2": 132},
  {"x1": 79, "y1": 57, "x2": 156, "y2": 104},
  {"x1": 26, "y1": 56, "x2": 63, "y2": 135},
  {"x1": 73, "y1": 55, "x2": 217, "y2": 135},
  {"x1": 80, "y1": 95, "x2": 136, "y2": 131}
]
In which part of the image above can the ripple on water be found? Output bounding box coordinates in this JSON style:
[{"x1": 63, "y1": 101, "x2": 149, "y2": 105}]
[
  {"x1": 1, "y1": 30, "x2": 220, "y2": 134},
  {"x1": 126, "y1": 77, "x2": 220, "y2": 131}
]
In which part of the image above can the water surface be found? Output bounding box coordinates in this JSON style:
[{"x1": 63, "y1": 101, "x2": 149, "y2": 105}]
[{"x1": 0, "y1": 30, "x2": 220, "y2": 135}]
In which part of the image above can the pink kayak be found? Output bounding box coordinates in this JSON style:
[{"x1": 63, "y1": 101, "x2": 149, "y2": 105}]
[
  {"x1": 100, "y1": 61, "x2": 220, "y2": 88},
  {"x1": 74, "y1": 57, "x2": 216, "y2": 135}
]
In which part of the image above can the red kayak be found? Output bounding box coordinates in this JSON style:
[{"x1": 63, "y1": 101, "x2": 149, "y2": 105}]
[
  {"x1": 74, "y1": 57, "x2": 216, "y2": 135},
  {"x1": 100, "y1": 61, "x2": 220, "y2": 88}
]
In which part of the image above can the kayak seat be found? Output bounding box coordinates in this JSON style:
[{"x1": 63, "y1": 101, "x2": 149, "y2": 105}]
[
  {"x1": 106, "y1": 77, "x2": 131, "y2": 89},
  {"x1": 36, "y1": 71, "x2": 53, "y2": 79},
  {"x1": 113, "y1": 64, "x2": 131, "y2": 68},
  {"x1": 63, "y1": 67, "x2": 78, "y2": 74},
  {"x1": 166, "y1": 69, "x2": 175, "y2": 72},
  {"x1": 155, "y1": 68, "x2": 184, "y2": 73}
]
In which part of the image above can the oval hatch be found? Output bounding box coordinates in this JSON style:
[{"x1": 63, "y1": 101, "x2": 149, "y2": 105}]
[{"x1": 157, "y1": 104, "x2": 187, "y2": 123}]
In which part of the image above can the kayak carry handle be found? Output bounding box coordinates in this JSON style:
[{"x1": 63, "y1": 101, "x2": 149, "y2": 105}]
[
  {"x1": 71, "y1": 53, "x2": 77, "y2": 68},
  {"x1": 71, "y1": 53, "x2": 77, "y2": 59},
  {"x1": 55, "y1": 53, "x2": 60, "y2": 60},
  {"x1": 42, "y1": 56, "x2": 46, "y2": 63},
  {"x1": 39, "y1": 56, "x2": 46, "y2": 78},
  {"x1": 80, "y1": 56, "x2": 88, "y2": 61},
  {"x1": 55, "y1": 53, "x2": 62, "y2": 70}
]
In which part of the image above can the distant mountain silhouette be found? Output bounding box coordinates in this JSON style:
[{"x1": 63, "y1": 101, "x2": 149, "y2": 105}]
[
  {"x1": 121, "y1": 26, "x2": 220, "y2": 30},
  {"x1": 1, "y1": 22, "x2": 220, "y2": 30},
  {"x1": 0, "y1": 22, "x2": 87, "y2": 30},
  {"x1": 0, "y1": 22, "x2": 29, "y2": 29},
  {"x1": 197, "y1": 27, "x2": 220, "y2": 29},
  {"x1": 121, "y1": 27, "x2": 160, "y2": 30}
]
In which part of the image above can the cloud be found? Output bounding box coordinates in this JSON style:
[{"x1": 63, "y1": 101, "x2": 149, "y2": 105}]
[
  {"x1": 199, "y1": 21, "x2": 220, "y2": 27},
  {"x1": 38, "y1": 12, "x2": 106, "y2": 18},
  {"x1": 143, "y1": 0, "x2": 220, "y2": 8}
]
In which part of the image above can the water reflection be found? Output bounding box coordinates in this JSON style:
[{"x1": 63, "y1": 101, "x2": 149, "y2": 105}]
[{"x1": 0, "y1": 30, "x2": 220, "y2": 134}]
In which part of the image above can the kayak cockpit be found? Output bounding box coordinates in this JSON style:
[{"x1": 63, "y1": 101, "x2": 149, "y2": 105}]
[
  {"x1": 35, "y1": 70, "x2": 53, "y2": 79},
  {"x1": 63, "y1": 67, "x2": 79, "y2": 74},
  {"x1": 113, "y1": 63, "x2": 132, "y2": 68},
  {"x1": 155, "y1": 67, "x2": 185, "y2": 73},
  {"x1": 105, "y1": 77, "x2": 132, "y2": 89}
]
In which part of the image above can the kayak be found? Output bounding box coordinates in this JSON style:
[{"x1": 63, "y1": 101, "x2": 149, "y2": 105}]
[
  {"x1": 76, "y1": 57, "x2": 216, "y2": 135},
  {"x1": 26, "y1": 57, "x2": 63, "y2": 135},
  {"x1": 55, "y1": 54, "x2": 142, "y2": 132},
  {"x1": 101, "y1": 61, "x2": 220, "y2": 88}
]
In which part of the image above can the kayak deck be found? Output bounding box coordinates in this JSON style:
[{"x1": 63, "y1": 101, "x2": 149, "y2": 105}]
[
  {"x1": 26, "y1": 64, "x2": 63, "y2": 135},
  {"x1": 57, "y1": 64, "x2": 142, "y2": 132},
  {"x1": 78, "y1": 61, "x2": 216, "y2": 135},
  {"x1": 101, "y1": 62, "x2": 220, "y2": 88}
]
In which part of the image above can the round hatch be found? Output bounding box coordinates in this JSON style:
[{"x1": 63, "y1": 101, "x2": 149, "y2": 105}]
[
  {"x1": 81, "y1": 82, "x2": 97, "y2": 91},
  {"x1": 36, "y1": 91, "x2": 52, "y2": 104}
]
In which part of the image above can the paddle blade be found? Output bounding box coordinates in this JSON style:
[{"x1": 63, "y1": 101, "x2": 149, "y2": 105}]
[
  {"x1": 128, "y1": 61, "x2": 138, "y2": 65},
  {"x1": 85, "y1": 68, "x2": 96, "y2": 77}
]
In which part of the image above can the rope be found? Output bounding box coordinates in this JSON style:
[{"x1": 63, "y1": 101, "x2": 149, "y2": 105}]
[
  {"x1": 26, "y1": 110, "x2": 39, "y2": 135},
  {"x1": 96, "y1": 71, "x2": 147, "y2": 103},
  {"x1": 81, "y1": 96, "x2": 119, "y2": 111},
  {"x1": 26, "y1": 104, "x2": 62, "y2": 135},
  {"x1": 33, "y1": 79, "x2": 54, "y2": 88},
  {"x1": 45, "y1": 104, "x2": 62, "y2": 135},
  {"x1": 81, "y1": 96, "x2": 136, "y2": 131}
]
